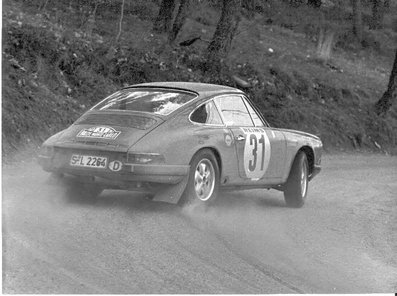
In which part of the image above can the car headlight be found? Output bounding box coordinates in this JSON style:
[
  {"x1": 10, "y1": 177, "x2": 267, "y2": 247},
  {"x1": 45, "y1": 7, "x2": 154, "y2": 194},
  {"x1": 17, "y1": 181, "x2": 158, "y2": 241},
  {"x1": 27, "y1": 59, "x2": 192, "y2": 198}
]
[{"x1": 127, "y1": 153, "x2": 165, "y2": 164}]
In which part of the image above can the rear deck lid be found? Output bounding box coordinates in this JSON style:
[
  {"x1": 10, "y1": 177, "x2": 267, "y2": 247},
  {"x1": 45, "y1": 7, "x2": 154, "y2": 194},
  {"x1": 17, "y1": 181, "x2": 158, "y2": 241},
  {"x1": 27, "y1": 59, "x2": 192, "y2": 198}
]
[{"x1": 54, "y1": 111, "x2": 163, "y2": 151}]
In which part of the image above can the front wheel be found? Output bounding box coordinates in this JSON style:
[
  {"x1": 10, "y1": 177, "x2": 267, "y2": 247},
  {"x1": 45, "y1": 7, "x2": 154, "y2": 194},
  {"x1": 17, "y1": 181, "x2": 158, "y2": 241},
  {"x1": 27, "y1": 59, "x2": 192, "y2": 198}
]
[
  {"x1": 180, "y1": 149, "x2": 220, "y2": 206},
  {"x1": 284, "y1": 151, "x2": 309, "y2": 208}
]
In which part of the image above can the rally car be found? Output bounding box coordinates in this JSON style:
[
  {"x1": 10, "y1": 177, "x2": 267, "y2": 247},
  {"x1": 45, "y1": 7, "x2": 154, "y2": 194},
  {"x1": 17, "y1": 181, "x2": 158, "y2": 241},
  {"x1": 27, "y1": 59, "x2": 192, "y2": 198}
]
[{"x1": 38, "y1": 82, "x2": 322, "y2": 207}]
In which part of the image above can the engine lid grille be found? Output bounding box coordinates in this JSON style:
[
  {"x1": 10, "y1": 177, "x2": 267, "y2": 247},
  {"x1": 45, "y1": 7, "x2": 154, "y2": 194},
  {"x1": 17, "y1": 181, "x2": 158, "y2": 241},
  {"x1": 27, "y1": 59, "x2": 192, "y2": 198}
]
[{"x1": 75, "y1": 113, "x2": 157, "y2": 130}]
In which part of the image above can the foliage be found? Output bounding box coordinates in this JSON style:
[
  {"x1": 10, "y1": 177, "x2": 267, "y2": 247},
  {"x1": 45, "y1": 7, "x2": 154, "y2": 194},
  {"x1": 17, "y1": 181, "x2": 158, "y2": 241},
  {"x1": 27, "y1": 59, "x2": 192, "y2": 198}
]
[{"x1": 2, "y1": 0, "x2": 397, "y2": 159}]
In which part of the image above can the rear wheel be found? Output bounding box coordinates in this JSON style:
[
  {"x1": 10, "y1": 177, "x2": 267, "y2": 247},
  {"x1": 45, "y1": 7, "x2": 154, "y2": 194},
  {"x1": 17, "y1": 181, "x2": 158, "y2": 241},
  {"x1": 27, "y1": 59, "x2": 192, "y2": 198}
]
[
  {"x1": 284, "y1": 151, "x2": 309, "y2": 208},
  {"x1": 180, "y1": 149, "x2": 220, "y2": 206}
]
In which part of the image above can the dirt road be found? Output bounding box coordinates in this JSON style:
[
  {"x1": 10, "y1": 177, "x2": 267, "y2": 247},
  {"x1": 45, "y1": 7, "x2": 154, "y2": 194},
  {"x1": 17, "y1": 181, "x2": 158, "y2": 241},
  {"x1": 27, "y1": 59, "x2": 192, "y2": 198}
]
[{"x1": 2, "y1": 154, "x2": 397, "y2": 293}]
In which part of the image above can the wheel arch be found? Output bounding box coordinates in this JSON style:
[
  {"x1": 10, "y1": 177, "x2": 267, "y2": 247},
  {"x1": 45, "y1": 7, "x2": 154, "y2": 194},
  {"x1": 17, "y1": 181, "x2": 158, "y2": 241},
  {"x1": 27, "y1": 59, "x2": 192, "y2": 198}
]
[
  {"x1": 178, "y1": 146, "x2": 222, "y2": 206},
  {"x1": 191, "y1": 146, "x2": 222, "y2": 175},
  {"x1": 297, "y1": 146, "x2": 314, "y2": 176}
]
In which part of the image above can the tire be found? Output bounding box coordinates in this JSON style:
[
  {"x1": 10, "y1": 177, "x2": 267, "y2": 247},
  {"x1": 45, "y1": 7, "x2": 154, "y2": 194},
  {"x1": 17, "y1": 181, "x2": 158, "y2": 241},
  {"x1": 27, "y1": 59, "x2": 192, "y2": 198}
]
[
  {"x1": 284, "y1": 151, "x2": 309, "y2": 208},
  {"x1": 180, "y1": 149, "x2": 220, "y2": 206}
]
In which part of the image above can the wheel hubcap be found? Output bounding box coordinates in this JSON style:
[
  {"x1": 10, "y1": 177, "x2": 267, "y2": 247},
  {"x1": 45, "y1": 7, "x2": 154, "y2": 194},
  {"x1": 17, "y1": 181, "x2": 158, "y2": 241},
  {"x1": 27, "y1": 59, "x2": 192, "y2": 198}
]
[
  {"x1": 301, "y1": 161, "x2": 308, "y2": 197},
  {"x1": 194, "y1": 159, "x2": 215, "y2": 201}
]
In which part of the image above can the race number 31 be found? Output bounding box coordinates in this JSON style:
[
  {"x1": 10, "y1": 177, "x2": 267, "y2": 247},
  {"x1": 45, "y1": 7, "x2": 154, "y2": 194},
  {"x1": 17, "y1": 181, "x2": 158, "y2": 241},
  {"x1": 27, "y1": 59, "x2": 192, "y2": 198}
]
[{"x1": 241, "y1": 128, "x2": 271, "y2": 179}]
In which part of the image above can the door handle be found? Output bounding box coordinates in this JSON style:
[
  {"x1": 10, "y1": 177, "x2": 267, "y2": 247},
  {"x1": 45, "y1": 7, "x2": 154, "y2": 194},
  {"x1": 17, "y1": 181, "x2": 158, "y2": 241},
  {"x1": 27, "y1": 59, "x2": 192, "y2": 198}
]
[{"x1": 235, "y1": 135, "x2": 245, "y2": 141}]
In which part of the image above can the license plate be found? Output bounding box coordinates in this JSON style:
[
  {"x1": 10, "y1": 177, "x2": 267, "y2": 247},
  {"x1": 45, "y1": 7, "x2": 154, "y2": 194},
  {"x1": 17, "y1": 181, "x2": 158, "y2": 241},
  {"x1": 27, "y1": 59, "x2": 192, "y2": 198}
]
[{"x1": 70, "y1": 154, "x2": 108, "y2": 169}]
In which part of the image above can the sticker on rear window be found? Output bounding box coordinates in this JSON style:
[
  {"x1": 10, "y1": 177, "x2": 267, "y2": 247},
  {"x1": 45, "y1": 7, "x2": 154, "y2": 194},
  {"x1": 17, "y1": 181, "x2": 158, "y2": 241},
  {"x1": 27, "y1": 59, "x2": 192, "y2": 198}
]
[{"x1": 77, "y1": 126, "x2": 121, "y2": 139}]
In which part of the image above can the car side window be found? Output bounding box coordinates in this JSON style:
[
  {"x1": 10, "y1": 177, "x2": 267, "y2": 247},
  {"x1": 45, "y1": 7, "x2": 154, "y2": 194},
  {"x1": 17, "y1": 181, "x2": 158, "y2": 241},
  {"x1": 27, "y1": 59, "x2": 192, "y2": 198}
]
[
  {"x1": 243, "y1": 98, "x2": 264, "y2": 127},
  {"x1": 190, "y1": 101, "x2": 223, "y2": 125},
  {"x1": 214, "y1": 96, "x2": 254, "y2": 127}
]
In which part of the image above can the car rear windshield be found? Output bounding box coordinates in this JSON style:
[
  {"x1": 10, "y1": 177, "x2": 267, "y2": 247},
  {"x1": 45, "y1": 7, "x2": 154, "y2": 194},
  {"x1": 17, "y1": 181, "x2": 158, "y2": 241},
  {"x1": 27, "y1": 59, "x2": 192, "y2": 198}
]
[{"x1": 92, "y1": 88, "x2": 197, "y2": 115}]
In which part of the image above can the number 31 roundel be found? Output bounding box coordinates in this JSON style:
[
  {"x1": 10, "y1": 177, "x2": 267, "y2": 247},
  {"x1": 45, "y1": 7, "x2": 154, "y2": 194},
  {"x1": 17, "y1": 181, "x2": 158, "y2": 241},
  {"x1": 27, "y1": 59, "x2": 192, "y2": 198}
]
[{"x1": 242, "y1": 128, "x2": 271, "y2": 179}]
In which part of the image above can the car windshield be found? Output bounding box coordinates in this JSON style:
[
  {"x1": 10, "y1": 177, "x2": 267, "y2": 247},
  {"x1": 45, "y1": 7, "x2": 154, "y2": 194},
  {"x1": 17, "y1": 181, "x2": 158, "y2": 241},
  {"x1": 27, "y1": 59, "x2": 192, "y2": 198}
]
[{"x1": 93, "y1": 89, "x2": 197, "y2": 115}]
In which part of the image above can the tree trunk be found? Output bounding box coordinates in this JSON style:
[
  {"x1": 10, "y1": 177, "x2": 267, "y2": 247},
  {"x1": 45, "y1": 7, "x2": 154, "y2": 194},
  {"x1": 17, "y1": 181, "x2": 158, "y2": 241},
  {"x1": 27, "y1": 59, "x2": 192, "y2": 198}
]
[
  {"x1": 205, "y1": 0, "x2": 241, "y2": 72},
  {"x1": 168, "y1": 0, "x2": 190, "y2": 43},
  {"x1": 153, "y1": 0, "x2": 176, "y2": 33},
  {"x1": 115, "y1": 0, "x2": 125, "y2": 43},
  {"x1": 352, "y1": 0, "x2": 363, "y2": 42},
  {"x1": 85, "y1": 1, "x2": 99, "y2": 38},
  {"x1": 375, "y1": 49, "x2": 397, "y2": 115},
  {"x1": 370, "y1": 0, "x2": 383, "y2": 30}
]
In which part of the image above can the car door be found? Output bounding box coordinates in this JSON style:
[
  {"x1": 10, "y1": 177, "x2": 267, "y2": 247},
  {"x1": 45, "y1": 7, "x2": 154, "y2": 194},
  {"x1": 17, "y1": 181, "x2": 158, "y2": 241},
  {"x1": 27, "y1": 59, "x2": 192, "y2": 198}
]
[
  {"x1": 214, "y1": 95, "x2": 287, "y2": 185},
  {"x1": 243, "y1": 97, "x2": 287, "y2": 180}
]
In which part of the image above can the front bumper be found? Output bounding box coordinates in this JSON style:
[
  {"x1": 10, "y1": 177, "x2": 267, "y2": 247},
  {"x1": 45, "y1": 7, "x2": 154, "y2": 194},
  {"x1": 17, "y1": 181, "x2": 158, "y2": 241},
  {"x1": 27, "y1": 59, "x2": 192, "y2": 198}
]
[{"x1": 38, "y1": 154, "x2": 189, "y2": 185}]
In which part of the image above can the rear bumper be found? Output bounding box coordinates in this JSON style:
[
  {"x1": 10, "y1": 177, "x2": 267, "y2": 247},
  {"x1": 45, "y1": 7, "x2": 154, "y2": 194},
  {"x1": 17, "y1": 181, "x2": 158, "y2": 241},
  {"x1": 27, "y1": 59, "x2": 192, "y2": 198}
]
[{"x1": 38, "y1": 155, "x2": 189, "y2": 185}]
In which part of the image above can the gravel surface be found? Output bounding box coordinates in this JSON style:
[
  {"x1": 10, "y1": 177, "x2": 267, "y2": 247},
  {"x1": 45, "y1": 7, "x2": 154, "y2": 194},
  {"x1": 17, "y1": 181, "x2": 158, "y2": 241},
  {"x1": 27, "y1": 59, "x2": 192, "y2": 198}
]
[{"x1": 2, "y1": 154, "x2": 397, "y2": 293}]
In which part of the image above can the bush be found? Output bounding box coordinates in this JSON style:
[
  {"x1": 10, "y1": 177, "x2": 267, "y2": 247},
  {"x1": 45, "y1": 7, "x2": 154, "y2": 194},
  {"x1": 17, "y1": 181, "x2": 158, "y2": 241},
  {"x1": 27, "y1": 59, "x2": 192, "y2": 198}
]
[{"x1": 3, "y1": 24, "x2": 60, "y2": 71}]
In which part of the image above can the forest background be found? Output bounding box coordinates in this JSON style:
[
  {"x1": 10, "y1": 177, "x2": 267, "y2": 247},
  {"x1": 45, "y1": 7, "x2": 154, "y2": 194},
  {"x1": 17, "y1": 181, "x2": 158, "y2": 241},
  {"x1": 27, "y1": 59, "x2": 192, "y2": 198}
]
[{"x1": 2, "y1": 0, "x2": 397, "y2": 161}]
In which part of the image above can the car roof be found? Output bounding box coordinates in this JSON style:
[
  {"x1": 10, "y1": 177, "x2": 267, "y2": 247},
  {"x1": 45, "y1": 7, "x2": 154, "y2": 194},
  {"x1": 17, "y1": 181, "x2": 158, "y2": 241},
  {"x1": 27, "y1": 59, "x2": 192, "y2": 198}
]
[{"x1": 124, "y1": 82, "x2": 244, "y2": 97}]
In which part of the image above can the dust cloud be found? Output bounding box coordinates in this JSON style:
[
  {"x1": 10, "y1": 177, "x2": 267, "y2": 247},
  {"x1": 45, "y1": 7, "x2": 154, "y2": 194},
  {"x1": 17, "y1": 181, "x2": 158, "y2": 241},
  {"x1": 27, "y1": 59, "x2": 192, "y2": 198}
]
[
  {"x1": 2, "y1": 154, "x2": 96, "y2": 243},
  {"x1": 178, "y1": 158, "x2": 397, "y2": 293},
  {"x1": 3, "y1": 159, "x2": 66, "y2": 205},
  {"x1": 3, "y1": 153, "x2": 397, "y2": 293},
  {"x1": 180, "y1": 190, "x2": 293, "y2": 263}
]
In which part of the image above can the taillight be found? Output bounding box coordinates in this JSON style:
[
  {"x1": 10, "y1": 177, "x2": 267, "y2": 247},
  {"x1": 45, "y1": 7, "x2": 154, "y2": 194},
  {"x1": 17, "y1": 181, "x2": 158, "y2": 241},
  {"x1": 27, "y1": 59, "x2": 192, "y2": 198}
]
[{"x1": 127, "y1": 153, "x2": 165, "y2": 164}]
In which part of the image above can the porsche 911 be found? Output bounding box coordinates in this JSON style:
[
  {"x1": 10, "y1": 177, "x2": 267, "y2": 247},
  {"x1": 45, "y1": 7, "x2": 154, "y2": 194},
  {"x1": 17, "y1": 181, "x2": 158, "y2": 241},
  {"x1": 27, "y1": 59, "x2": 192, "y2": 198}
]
[{"x1": 38, "y1": 82, "x2": 322, "y2": 207}]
